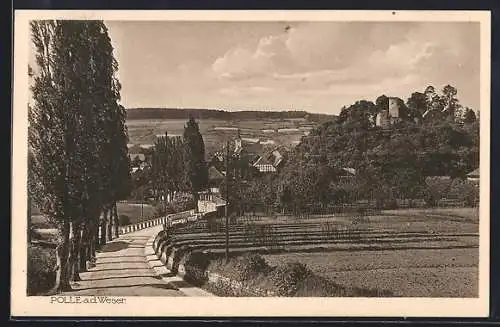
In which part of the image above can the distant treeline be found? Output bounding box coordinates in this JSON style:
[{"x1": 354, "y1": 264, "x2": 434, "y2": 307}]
[{"x1": 126, "y1": 108, "x2": 335, "y2": 123}]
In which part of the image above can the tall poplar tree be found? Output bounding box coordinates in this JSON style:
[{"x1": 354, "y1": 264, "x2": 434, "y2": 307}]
[
  {"x1": 30, "y1": 20, "x2": 87, "y2": 291},
  {"x1": 29, "y1": 20, "x2": 130, "y2": 290},
  {"x1": 183, "y1": 117, "x2": 208, "y2": 211}
]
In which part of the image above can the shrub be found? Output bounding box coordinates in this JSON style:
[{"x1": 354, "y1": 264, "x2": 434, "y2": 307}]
[
  {"x1": 269, "y1": 261, "x2": 311, "y2": 296},
  {"x1": 119, "y1": 214, "x2": 131, "y2": 226},
  {"x1": 447, "y1": 178, "x2": 479, "y2": 207},
  {"x1": 424, "y1": 177, "x2": 453, "y2": 206},
  {"x1": 203, "y1": 254, "x2": 394, "y2": 297},
  {"x1": 27, "y1": 245, "x2": 57, "y2": 295},
  {"x1": 234, "y1": 253, "x2": 270, "y2": 281},
  {"x1": 182, "y1": 251, "x2": 211, "y2": 286},
  {"x1": 209, "y1": 252, "x2": 271, "y2": 283}
]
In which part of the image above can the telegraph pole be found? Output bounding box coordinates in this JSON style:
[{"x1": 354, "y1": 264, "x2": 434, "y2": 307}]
[{"x1": 225, "y1": 139, "x2": 230, "y2": 263}]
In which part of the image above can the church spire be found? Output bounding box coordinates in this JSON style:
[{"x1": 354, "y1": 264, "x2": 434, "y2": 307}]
[{"x1": 234, "y1": 128, "x2": 242, "y2": 154}]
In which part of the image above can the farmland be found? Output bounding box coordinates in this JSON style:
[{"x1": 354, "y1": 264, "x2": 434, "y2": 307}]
[
  {"x1": 125, "y1": 117, "x2": 319, "y2": 157},
  {"x1": 163, "y1": 207, "x2": 479, "y2": 297},
  {"x1": 263, "y1": 248, "x2": 477, "y2": 297}
]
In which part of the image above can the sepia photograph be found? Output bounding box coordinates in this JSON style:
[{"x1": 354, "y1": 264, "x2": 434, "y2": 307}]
[{"x1": 12, "y1": 10, "x2": 490, "y2": 317}]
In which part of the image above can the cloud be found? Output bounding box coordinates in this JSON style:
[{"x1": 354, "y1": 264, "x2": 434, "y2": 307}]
[
  {"x1": 368, "y1": 41, "x2": 436, "y2": 71},
  {"x1": 210, "y1": 22, "x2": 418, "y2": 80},
  {"x1": 211, "y1": 22, "x2": 477, "y2": 87},
  {"x1": 103, "y1": 20, "x2": 479, "y2": 114},
  {"x1": 284, "y1": 23, "x2": 364, "y2": 70},
  {"x1": 211, "y1": 34, "x2": 292, "y2": 80}
]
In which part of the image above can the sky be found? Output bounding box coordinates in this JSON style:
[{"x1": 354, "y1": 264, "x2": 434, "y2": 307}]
[{"x1": 30, "y1": 21, "x2": 481, "y2": 115}]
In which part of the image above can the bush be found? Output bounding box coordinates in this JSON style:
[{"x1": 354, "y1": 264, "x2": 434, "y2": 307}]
[
  {"x1": 269, "y1": 261, "x2": 311, "y2": 296},
  {"x1": 425, "y1": 177, "x2": 453, "y2": 206},
  {"x1": 447, "y1": 178, "x2": 479, "y2": 207},
  {"x1": 27, "y1": 245, "x2": 57, "y2": 295},
  {"x1": 182, "y1": 251, "x2": 211, "y2": 286},
  {"x1": 209, "y1": 252, "x2": 271, "y2": 283},
  {"x1": 203, "y1": 254, "x2": 394, "y2": 297},
  {"x1": 234, "y1": 253, "x2": 270, "y2": 281},
  {"x1": 119, "y1": 214, "x2": 131, "y2": 226}
]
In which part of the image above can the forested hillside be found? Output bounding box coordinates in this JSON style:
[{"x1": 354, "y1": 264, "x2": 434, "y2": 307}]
[
  {"x1": 126, "y1": 107, "x2": 334, "y2": 123},
  {"x1": 234, "y1": 84, "x2": 480, "y2": 212}
]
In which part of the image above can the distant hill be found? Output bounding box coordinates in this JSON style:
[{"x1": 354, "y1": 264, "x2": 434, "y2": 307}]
[{"x1": 126, "y1": 107, "x2": 336, "y2": 123}]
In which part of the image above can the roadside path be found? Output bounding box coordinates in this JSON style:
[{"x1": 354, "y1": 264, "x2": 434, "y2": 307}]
[{"x1": 64, "y1": 227, "x2": 184, "y2": 296}]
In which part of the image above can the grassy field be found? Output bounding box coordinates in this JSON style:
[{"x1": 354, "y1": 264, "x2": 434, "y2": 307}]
[
  {"x1": 30, "y1": 202, "x2": 157, "y2": 231},
  {"x1": 116, "y1": 202, "x2": 156, "y2": 225},
  {"x1": 125, "y1": 118, "x2": 316, "y2": 157}
]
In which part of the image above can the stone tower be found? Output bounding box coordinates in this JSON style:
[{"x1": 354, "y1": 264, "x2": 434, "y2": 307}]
[
  {"x1": 376, "y1": 97, "x2": 401, "y2": 129},
  {"x1": 388, "y1": 98, "x2": 402, "y2": 124},
  {"x1": 388, "y1": 98, "x2": 400, "y2": 118}
]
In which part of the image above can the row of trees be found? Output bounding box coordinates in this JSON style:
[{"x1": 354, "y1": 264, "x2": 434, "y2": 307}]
[
  {"x1": 337, "y1": 85, "x2": 477, "y2": 130},
  {"x1": 28, "y1": 21, "x2": 130, "y2": 292},
  {"x1": 129, "y1": 117, "x2": 208, "y2": 213},
  {"x1": 126, "y1": 107, "x2": 333, "y2": 123}
]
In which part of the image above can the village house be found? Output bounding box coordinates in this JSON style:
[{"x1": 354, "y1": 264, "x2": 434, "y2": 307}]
[
  {"x1": 466, "y1": 168, "x2": 480, "y2": 184},
  {"x1": 208, "y1": 129, "x2": 288, "y2": 180},
  {"x1": 253, "y1": 149, "x2": 285, "y2": 173}
]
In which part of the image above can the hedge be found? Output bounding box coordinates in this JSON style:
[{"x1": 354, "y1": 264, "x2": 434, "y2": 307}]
[{"x1": 27, "y1": 244, "x2": 56, "y2": 295}]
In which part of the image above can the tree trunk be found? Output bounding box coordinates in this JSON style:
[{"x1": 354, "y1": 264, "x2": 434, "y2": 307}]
[
  {"x1": 57, "y1": 220, "x2": 72, "y2": 292},
  {"x1": 100, "y1": 211, "x2": 107, "y2": 246},
  {"x1": 71, "y1": 223, "x2": 82, "y2": 281},
  {"x1": 89, "y1": 220, "x2": 97, "y2": 268},
  {"x1": 47, "y1": 243, "x2": 62, "y2": 295},
  {"x1": 94, "y1": 218, "x2": 101, "y2": 251},
  {"x1": 113, "y1": 202, "x2": 119, "y2": 238},
  {"x1": 107, "y1": 207, "x2": 113, "y2": 241},
  {"x1": 79, "y1": 225, "x2": 88, "y2": 272}
]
